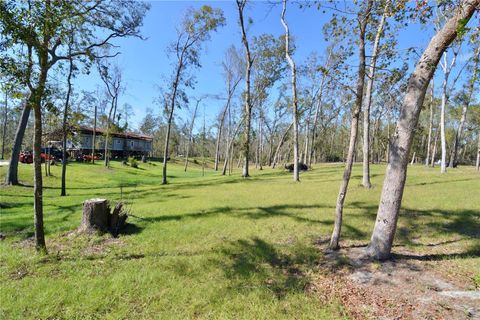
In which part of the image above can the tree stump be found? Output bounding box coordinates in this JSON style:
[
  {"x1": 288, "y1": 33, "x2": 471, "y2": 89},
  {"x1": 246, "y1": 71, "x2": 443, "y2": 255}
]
[
  {"x1": 79, "y1": 199, "x2": 128, "y2": 235},
  {"x1": 79, "y1": 199, "x2": 110, "y2": 233},
  {"x1": 110, "y1": 202, "x2": 128, "y2": 236}
]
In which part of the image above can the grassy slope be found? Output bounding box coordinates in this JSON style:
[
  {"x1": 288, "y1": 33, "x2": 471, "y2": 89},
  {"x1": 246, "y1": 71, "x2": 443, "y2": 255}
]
[{"x1": 0, "y1": 160, "x2": 479, "y2": 319}]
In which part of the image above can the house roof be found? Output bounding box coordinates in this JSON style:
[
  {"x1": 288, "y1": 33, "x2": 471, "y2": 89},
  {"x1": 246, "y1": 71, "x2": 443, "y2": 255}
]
[{"x1": 77, "y1": 126, "x2": 153, "y2": 141}]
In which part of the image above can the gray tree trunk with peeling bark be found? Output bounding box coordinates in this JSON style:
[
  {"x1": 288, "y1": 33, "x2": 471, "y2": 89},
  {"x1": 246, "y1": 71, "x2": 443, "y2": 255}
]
[
  {"x1": 330, "y1": 0, "x2": 373, "y2": 250},
  {"x1": 367, "y1": 0, "x2": 479, "y2": 260},
  {"x1": 449, "y1": 46, "x2": 479, "y2": 167},
  {"x1": 362, "y1": 0, "x2": 388, "y2": 188},
  {"x1": 281, "y1": 0, "x2": 299, "y2": 182}
]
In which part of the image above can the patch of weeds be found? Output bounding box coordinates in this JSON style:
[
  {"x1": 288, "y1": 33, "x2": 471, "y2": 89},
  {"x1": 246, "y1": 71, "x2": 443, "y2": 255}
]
[{"x1": 473, "y1": 274, "x2": 480, "y2": 289}]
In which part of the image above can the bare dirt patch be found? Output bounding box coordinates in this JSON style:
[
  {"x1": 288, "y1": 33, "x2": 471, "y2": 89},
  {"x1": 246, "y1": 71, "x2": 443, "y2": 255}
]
[{"x1": 310, "y1": 240, "x2": 479, "y2": 320}]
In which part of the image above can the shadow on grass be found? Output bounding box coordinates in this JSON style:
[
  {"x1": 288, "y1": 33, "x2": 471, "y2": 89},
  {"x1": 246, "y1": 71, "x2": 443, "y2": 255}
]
[{"x1": 217, "y1": 237, "x2": 319, "y2": 299}]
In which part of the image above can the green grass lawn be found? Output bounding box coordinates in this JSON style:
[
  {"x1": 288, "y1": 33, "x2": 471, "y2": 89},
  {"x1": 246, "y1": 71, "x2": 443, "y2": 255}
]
[{"x1": 1, "y1": 160, "x2": 479, "y2": 319}]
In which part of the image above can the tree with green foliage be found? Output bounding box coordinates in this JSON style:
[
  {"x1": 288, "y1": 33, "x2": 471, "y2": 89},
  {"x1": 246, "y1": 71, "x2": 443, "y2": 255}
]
[
  {"x1": 161, "y1": 5, "x2": 225, "y2": 184},
  {"x1": 0, "y1": 0, "x2": 149, "y2": 251},
  {"x1": 367, "y1": 0, "x2": 479, "y2": 260}
]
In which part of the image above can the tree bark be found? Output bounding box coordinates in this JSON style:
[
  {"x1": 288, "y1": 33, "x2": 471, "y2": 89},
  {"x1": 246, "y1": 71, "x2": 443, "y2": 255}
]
[
  {"x1": 367, "y1": 0, "x2": 479, "y2": 260},
  {"x1": 449, "y1": 47, "x2": 479, "y2": 168},
  {"x1": 476, "y1": 133, "x2": 480, "y2": 171},
  {"x1": 237, "y1": 0, "x2": 253, "y2": 178},
  {"x1": 184, "y1": 98, "x2": 200, "y2": 172},
  {"x1": 281, "y1": 0, "x2": 300, "y2": 182},
  {"x1": 431, "y1": 127, "x2": 439, "y2": 167},
  {"x1": 61, "y1": 43, "x2": 74, "y2": 196},
  {"x1": 330, "y1": 0, "x2": 373, "y2": 250},
  {"x1": 1, "y1": 89, "x2": 7, "y2": 160},
  {"x1": 5, "y1": 102, "x2": 31, "y2": 185},
  {"x1": 272, "y1": 122, "x2": 293, "y2": 169},
  {"x1": 92, "y1": 104, "x2": 97, "y2": 164},
  {"x1": 362, "y1": 0, "x2": 388, "y2": 188},
  {"x1": 425, "y1": 80, "x2": 434, "y2": 165}
]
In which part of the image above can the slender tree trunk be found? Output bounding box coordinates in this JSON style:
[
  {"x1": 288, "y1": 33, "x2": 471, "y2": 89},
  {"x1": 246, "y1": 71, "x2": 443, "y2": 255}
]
[
  {"x1": 92, "y1": 104, "x2": 97, "y2": 164},
  {"x1": 5, "y1": 103, "x2": 31, "y2": 185},
  {"x1": 425, "y1": 80, "x2": 434, "y2": 165},
  {"x1": 330, "y1": 0, "x2": 372, "y2": 250},
  {"x1": 272, "y1": 122, "x2": 293, "y2": 168},
  {"x1": 366, "y1": 0, "x2": 478, "y2": 260},
  {"x1": 281, "y1": 0, "x2": 300, "y2": 182},
  {"x1": 104, "y1": 98, "x2": 114, "y2": 167},
  {"x1": 185, "y1": 98, "x2": 200, "y2": 172},
  {"x1": 476, "y1": 133, "x2": 480, "y2": 171},
  {"x1": 449, "y1": 47, "x2": 479, "y2": 168},
  {"x1": 1, "y1": 89, "x2": 7, "y2": 160},
  {"x1": 222, "y1": 117, "x2": 244, "y2": 175},
  {"x1": 163, "y1": 58, "x2": 184, "y2": 184},
  {"x1": 61, "y1": 47, "x2": 74, "y2": 197},
  {"x1": 362, "y1": 0, "x2": 388, "y2": 188},
  {"x1": 440, "y1": 50, "x2": 458, "y2": 173},
  {"x1": 237, "y1": 0, "x2": 253, "y2": 178},
  {"x1": 431, "y1": 127, "x2": 439, "y2": 167}
]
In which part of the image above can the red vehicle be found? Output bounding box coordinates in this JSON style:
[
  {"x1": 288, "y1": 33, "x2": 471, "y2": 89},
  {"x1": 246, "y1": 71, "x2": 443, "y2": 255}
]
[
  {"x1": 19, "y1": 151, "x2": 55, "y2": 163},
  {"x1": 19, "y1": 151, "x2": 33, "y2": 164},
  {"x1": 83, "y1": 153, "x2": 102, "y2": 161}
]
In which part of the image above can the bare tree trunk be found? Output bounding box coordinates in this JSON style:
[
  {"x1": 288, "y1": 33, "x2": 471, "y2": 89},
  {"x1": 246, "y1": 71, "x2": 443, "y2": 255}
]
[
  {"x1": 61, "y1": 45, "x2": 74, "y2": 197},
  {"x1": 476, "y1": 133, "x2": 480, "y2": 171},
  {"x1": 92, "y1": 104, "x2": 97, "y2": 164},
  {"x1": 362, "y1": 0, "x2": 388, "y2": 188},
  {"x1": 5, "y1": 103, "x2": 31, "y2": 185},
  {"x1": 185, "y1": 98, "x2": 201, "y2": 172},
  {"x1": 281, "y1": 0, "x2": 300, "y2": 182},
  {"x1": 440, "y1": 49, "x2": 458, "y2": 173},
  {"x1": 104, "y1": 98, "x2": 114, "y2": 167},
  {"x1": 222, "y1": 117, "x2": 244, "y2": 175},
  {"x1": 449, "y1": 47, "x2": 479, "y2": 168},
  {"x1": 272, "y1": 122, "x2": 293, "y2": 169},
  {"x1": 366, "y1": 0, "x2": 478, "y2": 260},
  {"x1": 410, "y1": 152, "x2": 416, "y2": 165},
  {"x1": 33, "y1": 101, "x2": 46, "y2": 252},
  {"x1": 431, "y1": 127, "x2": 439, "y2": 167},
  {"x1": 237, "y1": 0, "x2": 253, "y2": 178},
  {"x1": 330, "y1": 0, "x2": 373, "y2": 250},
  {"x1": 1, "y1": 89, "x2": 7, "y2": 160},
  {"x1": 425, "y1": 81, "x2": 434, "y2": 165}
]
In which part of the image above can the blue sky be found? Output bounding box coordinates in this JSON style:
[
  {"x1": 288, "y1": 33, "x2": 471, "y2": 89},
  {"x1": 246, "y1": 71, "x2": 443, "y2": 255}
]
[{"x1": 73, "y1": 1, "x2": 452, "y2": 132}]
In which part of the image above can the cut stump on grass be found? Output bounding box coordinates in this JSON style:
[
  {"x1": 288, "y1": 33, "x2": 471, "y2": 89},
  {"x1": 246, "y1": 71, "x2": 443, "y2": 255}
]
[{"x1": 79, "y1": 199, "x2": 128, "y2": 236}]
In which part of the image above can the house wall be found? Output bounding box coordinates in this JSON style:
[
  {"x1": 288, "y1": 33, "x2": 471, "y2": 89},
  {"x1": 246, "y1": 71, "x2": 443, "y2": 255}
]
[{"x1": 76, "y1": 133, "x2": 152, "y2": 152}]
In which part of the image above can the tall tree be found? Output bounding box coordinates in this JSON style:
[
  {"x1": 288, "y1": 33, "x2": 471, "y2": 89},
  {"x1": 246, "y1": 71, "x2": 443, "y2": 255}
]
[
  {"x1": 367, "y1": 0, "x2": 479, "y2": 260},
  {"x1": 362, "y1": 0, "x2": 390, "y2": 188},
  {"x1": 0, "y1": 0, "x2": 149, "y2": 251},
  {"x1": 330, "y1": 0, "x2": 374, "y2": 250},
  {"x1": 449, "y1": 45, "x2": 479, "y2": 167},
  {"x1": 97, "y1": 61, "x2": 123, "y2": 167},
  {"x1": 60, "y1": 34, "x2": 74, "y2": 197},
  {"x1": 281, "y1": 0, "x2": 300, "y2": 182},
  {"x1": 161, "y1": 5, "x2": 225, "y2": 184},
  {"x1": 236, "y1": 0, "x2": 254, "y2": 178}
]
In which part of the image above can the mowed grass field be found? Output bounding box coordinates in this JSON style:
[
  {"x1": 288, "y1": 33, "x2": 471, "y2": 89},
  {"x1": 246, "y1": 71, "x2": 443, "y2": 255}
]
[{"x1": 0, "y1": 159, "x2": 479, "y2": 319}]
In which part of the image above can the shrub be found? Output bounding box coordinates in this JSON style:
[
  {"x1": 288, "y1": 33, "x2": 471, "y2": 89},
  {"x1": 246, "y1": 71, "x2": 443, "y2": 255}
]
[{"x1": 128, "y1": 156, "x2": 138, "y2": 168}]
